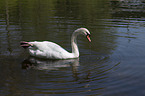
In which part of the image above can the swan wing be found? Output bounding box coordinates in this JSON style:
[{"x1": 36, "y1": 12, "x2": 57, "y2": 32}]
[{"x1": 28, "y1": 41, "x2": 73, "y2": 59}]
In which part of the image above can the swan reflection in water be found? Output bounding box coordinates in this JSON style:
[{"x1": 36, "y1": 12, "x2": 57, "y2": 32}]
[
  {"x1": 22, "y1": 57, "x2": 93, "y2": 84},
  {"x1": 22, "y1": 57, "x2": 79, "y2": 71}
]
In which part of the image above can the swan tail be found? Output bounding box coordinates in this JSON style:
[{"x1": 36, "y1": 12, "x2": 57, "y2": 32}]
[{"x1": 20, "y1": 41, "x2": 32, "y2": 49}]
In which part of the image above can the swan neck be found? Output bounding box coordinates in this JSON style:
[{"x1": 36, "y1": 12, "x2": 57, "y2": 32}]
[{"x1": 71, "y1": 32, "x2": 79, "y2": 57}]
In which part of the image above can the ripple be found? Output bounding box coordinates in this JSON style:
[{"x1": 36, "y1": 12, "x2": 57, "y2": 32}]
[{"x1": 20, "y1": 53, "x2": 121, "y2": 95}]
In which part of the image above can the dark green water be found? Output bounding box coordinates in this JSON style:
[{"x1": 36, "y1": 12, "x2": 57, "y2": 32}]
[{"x1": 0, "y1": 0, "x2": 145, "y2": 96}]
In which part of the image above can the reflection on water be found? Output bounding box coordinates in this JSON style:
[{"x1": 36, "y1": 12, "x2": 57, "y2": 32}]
[
  {"x1": 20, "y1": 56, "x2": 119, "y2": 95},
  {"x1": 22, "y1": 57, "x2": 79, "y2": 71},
  {"x1": 1, "y1": 0, "x2": 145, "y2": 96}
]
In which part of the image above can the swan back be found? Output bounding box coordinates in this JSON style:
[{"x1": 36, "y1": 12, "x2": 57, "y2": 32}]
[
  {"x1": 28, "y1": 41, "x2": 76, "y2": 59},
  {"x1": 21, "y1": 28, "x2": 91, "y2": 59}
]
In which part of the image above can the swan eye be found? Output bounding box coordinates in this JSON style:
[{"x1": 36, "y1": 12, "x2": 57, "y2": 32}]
[
  {"x1": 86, "y1": 32, "x2": 91, "y2": 42},
  {"x1": 86, "y1": 33, "x2": 91, "y2": 37}
]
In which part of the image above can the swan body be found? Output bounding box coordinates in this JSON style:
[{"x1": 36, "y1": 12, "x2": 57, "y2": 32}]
[{"x1": 20, "y1": 28, "x2": 91, "y2": 59}]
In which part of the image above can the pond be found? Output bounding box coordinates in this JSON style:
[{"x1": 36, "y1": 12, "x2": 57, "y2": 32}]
[{"x1": 0, "y1": 0, "x2": 145, "y2": 96}]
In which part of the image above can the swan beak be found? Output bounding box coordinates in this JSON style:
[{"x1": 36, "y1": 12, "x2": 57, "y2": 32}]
[{"x1": 87, "y1": 35, "x2": 91, "y2": 42}]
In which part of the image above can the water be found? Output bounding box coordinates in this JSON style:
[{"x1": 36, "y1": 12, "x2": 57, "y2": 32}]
[{"x1": 0, "y1": 0, "x2": 145, "y2": 96}]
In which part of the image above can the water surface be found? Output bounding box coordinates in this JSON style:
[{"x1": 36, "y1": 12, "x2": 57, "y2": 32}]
[{"x1": 0, "y1": 0, "x2": 145, "y2": 96}]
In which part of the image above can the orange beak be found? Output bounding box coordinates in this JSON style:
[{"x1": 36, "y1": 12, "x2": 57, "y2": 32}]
[{"x1": 87, "y1": 35, "x2": 91, "y2": 42}]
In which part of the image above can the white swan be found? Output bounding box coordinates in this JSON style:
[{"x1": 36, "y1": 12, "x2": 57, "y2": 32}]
[{"x1": 20, "y1": 28, "x2": 91, "y2": 59}]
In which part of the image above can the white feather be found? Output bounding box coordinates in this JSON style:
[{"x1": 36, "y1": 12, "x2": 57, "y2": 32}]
[{"x1": 23, "y1": 28, "x2": 91, "y2": 59}]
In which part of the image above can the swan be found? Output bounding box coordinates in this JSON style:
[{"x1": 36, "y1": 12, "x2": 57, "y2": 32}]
[{"x1": 20, "y1": 28, "x2": 91, "y2": 59}]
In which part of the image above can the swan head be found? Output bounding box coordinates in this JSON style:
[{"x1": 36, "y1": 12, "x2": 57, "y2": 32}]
[{"x1": 75, "y1": 28, "x2": 91, "y2": 42}]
